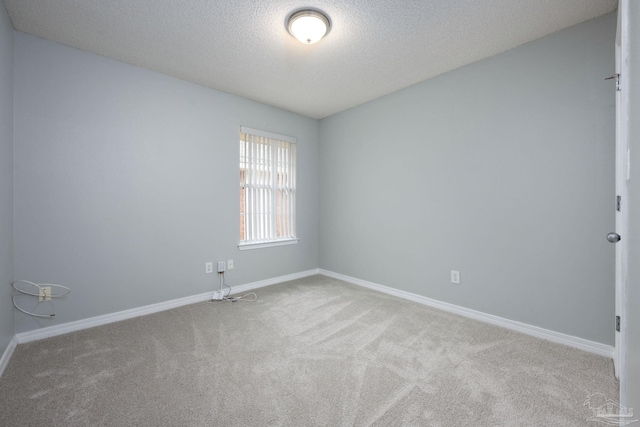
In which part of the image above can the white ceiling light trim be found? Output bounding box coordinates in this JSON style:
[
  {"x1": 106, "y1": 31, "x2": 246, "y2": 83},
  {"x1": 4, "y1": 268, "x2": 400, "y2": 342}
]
[{"x1": 287, "y1": 9, "x2": 330, "y2": 44}]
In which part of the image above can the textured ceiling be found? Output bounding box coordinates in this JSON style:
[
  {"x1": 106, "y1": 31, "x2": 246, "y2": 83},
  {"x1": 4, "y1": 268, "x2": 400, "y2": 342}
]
[{"x1": 4, "y1": 0, "x2": 617, "y2": 119}]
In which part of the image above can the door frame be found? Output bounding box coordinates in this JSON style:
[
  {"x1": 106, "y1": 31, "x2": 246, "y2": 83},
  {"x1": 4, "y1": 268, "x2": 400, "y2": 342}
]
[{"x1": 614, "y1": 0, "x2": 629, "y2": 407}]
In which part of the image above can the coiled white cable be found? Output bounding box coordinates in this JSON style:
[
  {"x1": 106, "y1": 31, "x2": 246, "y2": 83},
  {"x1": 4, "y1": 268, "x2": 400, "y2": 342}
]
[
  {"x1": 220, "y1": 292, "x2": 258, "y2": 303},
  {"x1": 12, "y1": 280, "x2": 71, "y2": 318},
  {"x1": 206, "y1": 272, "x2": 257, "y2": 303}
]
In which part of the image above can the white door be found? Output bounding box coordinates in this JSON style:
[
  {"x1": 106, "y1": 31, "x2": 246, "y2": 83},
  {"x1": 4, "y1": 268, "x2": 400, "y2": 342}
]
[{"x1": 613, "y1": 0, "x2": 630, "y2": 406}]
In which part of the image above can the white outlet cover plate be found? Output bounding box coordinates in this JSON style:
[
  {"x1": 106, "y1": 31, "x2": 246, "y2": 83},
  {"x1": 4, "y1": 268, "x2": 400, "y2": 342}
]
[
  {"x1": 39, "y1": 286, "x2": 52, "y2": 302},
  {"x1": 451, "y1": 271, "x2": 461, "y2": 284}
]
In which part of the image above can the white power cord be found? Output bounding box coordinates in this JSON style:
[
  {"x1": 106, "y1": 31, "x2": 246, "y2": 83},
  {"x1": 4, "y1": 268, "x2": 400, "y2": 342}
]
[
  {"x1": 12, "y1": 280, "x2": 71, "y2": 318},
  {"x1": 206, "y1": 272, "x2": 257, "y2": 303},
  {"x1": 220, "y1": 292, "x2": 258, "y2": 303}
]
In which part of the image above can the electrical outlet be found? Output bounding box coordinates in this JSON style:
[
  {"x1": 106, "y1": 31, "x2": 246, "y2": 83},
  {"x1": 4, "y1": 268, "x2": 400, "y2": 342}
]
[
  {"x1": 451, "y1": 270, "x2": 461, "y2": 285},
  {"x1": 217, "y1": 261, "x2": 226, "y2": 273},
  {"x1": 39, "y1": 286, "x2": 52, "y2": 302},
  {"x1": 227, "y1": 259, "x2": 234, "y2": 270},
  {"x1": 205, "y1": 262, "x2": 213, "y2": 274}
]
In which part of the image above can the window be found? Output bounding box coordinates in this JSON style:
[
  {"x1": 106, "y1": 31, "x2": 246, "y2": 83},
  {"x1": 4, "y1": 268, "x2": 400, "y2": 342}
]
[{"x1": 239, "y1": 126, "x2": 297, "y2": 250}]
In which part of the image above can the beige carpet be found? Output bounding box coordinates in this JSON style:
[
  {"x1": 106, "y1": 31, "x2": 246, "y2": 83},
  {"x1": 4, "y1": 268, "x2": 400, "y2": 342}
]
[{"x1": 0, "y1": 275, "x2": 618, "y2": 426}]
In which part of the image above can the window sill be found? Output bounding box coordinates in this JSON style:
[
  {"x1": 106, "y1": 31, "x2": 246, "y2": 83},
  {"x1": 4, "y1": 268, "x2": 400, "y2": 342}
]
[{"x1": 238, "y1": 239, "x2": 300, "y2": 251}]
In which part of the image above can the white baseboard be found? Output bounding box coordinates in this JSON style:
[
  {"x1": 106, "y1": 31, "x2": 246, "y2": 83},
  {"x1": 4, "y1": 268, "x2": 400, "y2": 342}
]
[
  {"x1": 0, "y1": 335, "x2": 18, "y2": 378},
  {"x1": 16, "y1": 269, "x2": 320, "y2": 345},
  {"x1": 229, "y1": 268, "x2": 320, "y2": 295},
  {"x1": 12, "y1": 267, "x2": 610, "y2": 362},
  {"x1": 319, "y1": 269, "x2": 614, "y2": 359}
]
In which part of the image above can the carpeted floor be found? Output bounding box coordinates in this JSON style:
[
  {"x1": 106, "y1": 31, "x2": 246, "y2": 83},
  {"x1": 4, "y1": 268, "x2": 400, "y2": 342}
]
[{"x1": 0, "y1": 275, "x2": 618, "y2": 426}]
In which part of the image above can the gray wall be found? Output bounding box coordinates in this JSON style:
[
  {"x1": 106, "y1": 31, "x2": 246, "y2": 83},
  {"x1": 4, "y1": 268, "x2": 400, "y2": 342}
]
[
  {"x1": 625, "y1": 0, "x2": 640, "y2": 413},
  {"x1": 319, "y1": 13, "x2": 616, "y2": 345},
  {"x1": 13, "y1": 32, "x2": 319, "y2": 333},
  {"x1": 0, "y1": 1, "x2": 14, "y2": 354}
]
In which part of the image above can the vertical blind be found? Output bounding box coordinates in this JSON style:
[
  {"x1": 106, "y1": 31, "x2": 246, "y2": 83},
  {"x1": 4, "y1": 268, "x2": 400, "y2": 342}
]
[{"x1": 239, "y1": 127, "x2": 296, "y2": 244}]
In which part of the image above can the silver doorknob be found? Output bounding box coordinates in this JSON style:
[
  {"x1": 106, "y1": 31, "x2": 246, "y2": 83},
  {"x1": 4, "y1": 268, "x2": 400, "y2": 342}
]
[{"x1": 607, "y1": 232, "x2": 621, "y2": 243}]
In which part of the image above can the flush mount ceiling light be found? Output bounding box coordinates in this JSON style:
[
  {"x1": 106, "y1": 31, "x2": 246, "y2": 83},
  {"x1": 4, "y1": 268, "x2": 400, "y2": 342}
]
[{"x1": 287, "y1": 9, "x2": 330, "y2": 44}]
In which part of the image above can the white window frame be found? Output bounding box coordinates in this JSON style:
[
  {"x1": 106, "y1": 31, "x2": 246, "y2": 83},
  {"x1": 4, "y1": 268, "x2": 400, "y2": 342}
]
[{"x1": 238, "y1": 126, "x2": 298, "y2": 250}]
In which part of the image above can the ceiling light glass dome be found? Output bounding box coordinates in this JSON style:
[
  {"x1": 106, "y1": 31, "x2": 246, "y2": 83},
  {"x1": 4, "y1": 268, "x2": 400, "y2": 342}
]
[{"x1": 287, "y1": 10, "x2": 330, "y2": 44}]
